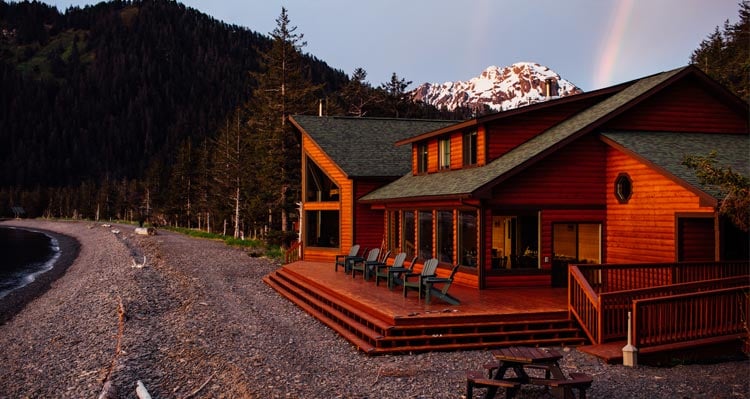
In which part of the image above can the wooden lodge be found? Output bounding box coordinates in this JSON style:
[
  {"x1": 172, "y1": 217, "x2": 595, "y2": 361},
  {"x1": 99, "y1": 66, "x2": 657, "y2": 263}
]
[{"x1": 266, "y1": 65, "x2": 749, "y2": 357}]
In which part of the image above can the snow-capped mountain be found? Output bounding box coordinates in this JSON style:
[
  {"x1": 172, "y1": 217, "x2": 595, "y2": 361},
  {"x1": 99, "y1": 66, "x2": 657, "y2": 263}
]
[{"x1": 410, "y1": 62, "x2": 582, "y2": 112}]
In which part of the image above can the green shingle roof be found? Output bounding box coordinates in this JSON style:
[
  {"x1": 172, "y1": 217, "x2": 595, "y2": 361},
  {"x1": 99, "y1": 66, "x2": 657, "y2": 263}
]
[
  {"x1": 602, "y1": 131, "x2": 749, "y2": 199},
  {"x1": 361, "y1": 67, "x2": 688, "y2": 202},
  {"x1": 291, "y1": 115, "x2": 456, "y2": 178}
]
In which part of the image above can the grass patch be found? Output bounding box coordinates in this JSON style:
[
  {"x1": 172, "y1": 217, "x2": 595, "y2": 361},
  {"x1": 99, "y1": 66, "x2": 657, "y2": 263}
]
[{"x1": 164, "y1": 226, "x2": 281, "y2": 260}]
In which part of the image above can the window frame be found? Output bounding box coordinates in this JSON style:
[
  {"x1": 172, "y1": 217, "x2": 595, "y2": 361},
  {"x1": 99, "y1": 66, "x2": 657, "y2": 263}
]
[
  {"x1": 417, "y1": 142, "x2": 428, "y2": 174},
  {"x1": 462, "y1": 129, "x2": 478, "y2": 166},
  {"x1": 438, "y1": 137, "x2": 451, "y2": 170}
]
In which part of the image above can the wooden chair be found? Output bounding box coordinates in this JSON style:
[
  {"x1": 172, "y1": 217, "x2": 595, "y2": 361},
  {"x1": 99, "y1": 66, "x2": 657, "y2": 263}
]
[
  {"x1": 422, "y1": 264, "x2": 461, "y2": 305},
  {"x1": 334, "y1": 245, "x2": 360, "y2": 272},
  {"x1": 403, "y1": 258, "x2": 438, "y2": 299},
  {"x1": 351, "y1": 248, "x2": 379, "y2": 279},
  {"x1": 387, "y1": 255, "x2": 418, "y2": 290},
  {"x1": 374, "y1": 252, "x2": 406, "y2": 287}
]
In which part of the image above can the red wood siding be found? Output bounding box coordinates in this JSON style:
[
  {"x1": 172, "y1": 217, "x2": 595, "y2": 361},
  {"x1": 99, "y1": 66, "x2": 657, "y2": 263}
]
[
  {"x1": 605, "y1": 147, "x2": 716, "y2": 263},
  {"x1": 490, "y1": 135, "x2": 608, "y2": 207},
  {"x1": 354, "y1": 180, "x2": 387, "y2": 251},
  {"x1": 477, "y1": 125, "x2": 487, "y2": 166},
  {"x1": 605, "y1": 78, "x2": 749, "y2": 133},
  {"x1": 486, "y1": 99, "x2": 602, "y2": 160}
]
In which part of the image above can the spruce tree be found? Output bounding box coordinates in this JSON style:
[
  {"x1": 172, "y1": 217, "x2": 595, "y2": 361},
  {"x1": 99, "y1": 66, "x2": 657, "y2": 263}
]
[
  {"x1": 247, "y1": 7, "x2": 322, "y2": 240},
  {"x1": 690, "y1": 2, "x2": 749, "y2": 102}
]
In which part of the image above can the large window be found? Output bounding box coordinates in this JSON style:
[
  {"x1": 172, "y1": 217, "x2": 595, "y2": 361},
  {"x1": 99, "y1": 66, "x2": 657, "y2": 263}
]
[
  {"x1": 439, "y1": 137, "x2": 451, "y2": 170},
  {"x1": 437, "y1": 210, "x2": 454, "y2": 263},
  {"x1": 418, "y1": 210, "x2": 433, "y2": 259},
  {"x1": 491, "y1": 214, "x2": 539, "y2": 269},
  {"x1": 463, "y1": 130, "x2": 478, "y2": 166},
  {"x1": 402, "y1": 211, "x2": 415, "y2": 258},
  {"x1": 459, "y1": 210, "x2": 478, "y2": 266},
  {"x1": 552, "y1": 223, "x2": 601, "y2": 264},
  {"x1": 305, "y1": 210, "x2": 339, "y2": 247},
  {"x1": 305, "y1": 157, "x2": 339, "y2": 202},
  {"x1": 417, "y1": 143, "x2": 428, "y2": 174}
]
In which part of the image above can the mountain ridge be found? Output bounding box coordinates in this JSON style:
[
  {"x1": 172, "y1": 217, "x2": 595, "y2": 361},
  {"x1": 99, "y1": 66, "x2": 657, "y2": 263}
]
[{"x1": 411, "y1": 62, "x2": 583, "y2": 112}]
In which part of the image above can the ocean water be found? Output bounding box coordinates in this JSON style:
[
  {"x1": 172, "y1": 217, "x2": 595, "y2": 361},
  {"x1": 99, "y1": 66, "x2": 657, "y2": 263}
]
[{"x1": 0, "y1": 226, "x2": 60, "y2": 299}]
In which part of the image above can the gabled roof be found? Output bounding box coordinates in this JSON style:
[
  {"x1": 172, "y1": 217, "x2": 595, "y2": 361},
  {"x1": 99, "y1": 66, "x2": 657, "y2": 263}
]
[
  {"x1": 291, "y1": 115, "x2": 456, "y2": 178},
  {"x1": 361, "y1": 66, "x2": 691, "y2": 202},
  {"x1": 601, "y1": 132, "x2": 749, "y2": 200}
]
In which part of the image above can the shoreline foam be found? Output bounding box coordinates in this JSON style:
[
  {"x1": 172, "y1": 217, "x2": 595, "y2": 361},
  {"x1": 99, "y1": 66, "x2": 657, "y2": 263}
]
[{"x1": 0, "y1": 224, "x2": 80, "y2": 324}]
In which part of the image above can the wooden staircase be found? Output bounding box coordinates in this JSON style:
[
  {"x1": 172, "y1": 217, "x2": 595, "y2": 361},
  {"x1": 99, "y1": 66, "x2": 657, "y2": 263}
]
[{"x1": 263, "y1": 266, "x2": 587, "y2": 354}]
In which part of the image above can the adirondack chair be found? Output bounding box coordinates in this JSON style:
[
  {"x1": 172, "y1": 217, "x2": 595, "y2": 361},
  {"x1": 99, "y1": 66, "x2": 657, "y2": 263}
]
[
  {"x1": 374, "y1": 252, "x2": 406, "y2": 287},
  {"x1": 403, "y1": 258, "x2": 438, "y2": 299},
  {"x1": 368, "y1": 250, "x2": 391, "y2": 281},
  {"x1": 334, "y1": 244, "x2": 360, "y2": 272},
  {"x1": 387, "y1": 255, "x2": 418, "y2": 291},
  {"x1": 351, "y1": 248, "x2": 379, "y2": 279},
  {"x1": 421, "y1": 264, "x2": 461, "y2": 305}
]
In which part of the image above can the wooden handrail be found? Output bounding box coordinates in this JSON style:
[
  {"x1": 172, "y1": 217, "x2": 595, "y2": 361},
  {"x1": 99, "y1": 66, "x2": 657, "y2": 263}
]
[
  {"x1": 568, "y1": 262, "x2": 749, "y2": 345},
  {"x1": 599, "y1": 276, "x2": 749, "y2": 342},
  {"x1": 576, "y1": 261, "x2": 749, "y2": 293},
  {"x1": 633, "y1": 286, "x2": 750, "y2": 349},
  {"x1": 568, "y1": 265, "x2": 601, "y2": 344},
  {"x1": 284, "y1": 241, "x2": 303, "y2": 264}
]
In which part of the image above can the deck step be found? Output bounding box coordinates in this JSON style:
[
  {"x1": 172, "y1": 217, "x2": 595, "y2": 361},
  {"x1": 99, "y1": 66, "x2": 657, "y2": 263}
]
[{"x1": 264, "y1": 267, "x2": 588, "y2": 354}]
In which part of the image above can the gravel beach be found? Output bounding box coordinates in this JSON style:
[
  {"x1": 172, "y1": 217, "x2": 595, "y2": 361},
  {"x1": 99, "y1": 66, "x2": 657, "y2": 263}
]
[{"x1": 0, "y1": 220, "x2": 747, "y2": 399}]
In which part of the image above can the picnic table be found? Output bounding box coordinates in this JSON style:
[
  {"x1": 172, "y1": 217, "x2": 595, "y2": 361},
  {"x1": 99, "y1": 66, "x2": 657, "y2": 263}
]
[{"x1": 466, "y1": 346, "x2": 593, "y2": 399}]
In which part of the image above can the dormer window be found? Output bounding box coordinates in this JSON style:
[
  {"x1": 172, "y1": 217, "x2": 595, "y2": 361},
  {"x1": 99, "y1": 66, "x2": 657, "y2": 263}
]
[
  {"x1": 417, "y1": 142, "x2": 428, "y2": 174},
  {"x1": 439, "y1": 137, "x2": 451, "y2": 170},
  {"x1": 463, "y1": 130, "x2": 477, "y2": 166}
]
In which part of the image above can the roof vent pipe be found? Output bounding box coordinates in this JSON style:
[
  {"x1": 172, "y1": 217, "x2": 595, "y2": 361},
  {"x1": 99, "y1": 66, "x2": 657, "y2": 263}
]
[{"x1": 319, "y1": 99, "x2": 323, "y2": 117}]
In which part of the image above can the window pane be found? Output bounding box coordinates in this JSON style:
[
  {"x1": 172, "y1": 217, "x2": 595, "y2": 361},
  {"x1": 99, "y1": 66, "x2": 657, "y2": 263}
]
[
  {"x1": 553, "y1": 224, "x2": 577, "y2": 260},
  {"x1": 305, "y1": 210, "x2": 339, "y2": 247},
  {"x1": 578, "y1": 224, "x2": 601, "y2": 263},
  {"x1": 463, "y1": 130, "x2": 477, "y2": 166},
  {"x1": 459, "y1": 210, "x2": 477, "y2": 266},
  {"x1": 418, "y1": 211, "x2": 433, "y2": 259},
  {"x1": 417, "y1": 143, "x2": 428, "y2": 173},
  {"x1": 437, "y1": 210, "x2": 453, "y2": 263},
  {"x1": 439, "y1": 138, "x2": 450, "y2": 169},
  {"x1": 305, "y1": 157, "x2": 339, "y2": 202},
  {"x1": 402, "y1": 211, "x2": 415, "y2": 258}
]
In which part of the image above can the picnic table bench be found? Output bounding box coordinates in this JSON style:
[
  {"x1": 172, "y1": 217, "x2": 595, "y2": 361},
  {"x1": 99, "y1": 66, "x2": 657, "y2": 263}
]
[{"x1": 466, "y1": 346, "x2": 593, "y2": 399}]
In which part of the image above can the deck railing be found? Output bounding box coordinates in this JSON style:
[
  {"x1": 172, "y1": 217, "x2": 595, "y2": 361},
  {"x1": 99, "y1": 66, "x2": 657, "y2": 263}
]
[
  {"x1": 568, "y1": 261, "x2": 749, "y2": 345},
  {"x1": 633, "y1": 286, "x2": 750, "y2": 349},
  {"x1": 600, "y1": 276, "x2": 749, "y2": 342},
  {"x1": 577, "y1": 261, "x2": 749, "y2": 294},
  {"x1": 568, "y1": 266, "x2": 601, "y2": 344},
  {"x1": 284, "y1": 241, "x2": 302, "y2": 264}
]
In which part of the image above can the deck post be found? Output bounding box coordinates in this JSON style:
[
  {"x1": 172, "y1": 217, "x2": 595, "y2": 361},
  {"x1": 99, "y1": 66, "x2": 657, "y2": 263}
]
[{"x1": 622, "y1": 311, "x2": 638, "y2": 367}]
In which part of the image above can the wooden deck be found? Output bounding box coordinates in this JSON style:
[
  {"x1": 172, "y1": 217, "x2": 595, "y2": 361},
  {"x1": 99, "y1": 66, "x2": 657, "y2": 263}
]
[{"x1": 263, "y1": 261, "x2": 587, "y2": 354}]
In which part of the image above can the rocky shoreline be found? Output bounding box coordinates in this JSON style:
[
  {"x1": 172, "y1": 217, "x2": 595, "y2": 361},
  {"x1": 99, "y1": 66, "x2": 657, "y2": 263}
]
[{"x1": 0, "y1": 220, "x2": 747, "y2": 398}]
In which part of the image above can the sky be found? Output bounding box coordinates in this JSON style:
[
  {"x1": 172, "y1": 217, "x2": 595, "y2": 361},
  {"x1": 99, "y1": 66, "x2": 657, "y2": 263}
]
[{"x1": 41, "y1": 0, "x2": 741, "y2": 92}]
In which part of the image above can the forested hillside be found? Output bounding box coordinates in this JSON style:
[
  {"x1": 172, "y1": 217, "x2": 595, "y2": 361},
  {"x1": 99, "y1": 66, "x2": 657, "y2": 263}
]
[
  {"x1": 0, "y1": 0, "x2": 352, "y2": 231},
  {"x1": 0, "y1": 0, "x2": 345, "y2": 187}
]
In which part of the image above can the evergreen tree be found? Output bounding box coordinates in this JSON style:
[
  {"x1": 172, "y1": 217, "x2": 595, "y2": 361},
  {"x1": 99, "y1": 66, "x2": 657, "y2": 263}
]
[
  {"x1": 247, "y1": 7, "x2": 323, "y2": 239},
  {"x1": 690, "y1": 2, "x2": 749, "y2": 101},
  {"x1": 341, "y1": 67, "x2": 381, "y2": 117},
  {"x1": 380, "y1": 72, "x2": 413, "y2": 118}
]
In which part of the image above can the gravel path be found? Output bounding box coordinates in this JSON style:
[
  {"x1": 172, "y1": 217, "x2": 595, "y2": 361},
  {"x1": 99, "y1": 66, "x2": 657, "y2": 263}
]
[{"x1": 0, "y1": 220, "x2": 748, "y2": 399}]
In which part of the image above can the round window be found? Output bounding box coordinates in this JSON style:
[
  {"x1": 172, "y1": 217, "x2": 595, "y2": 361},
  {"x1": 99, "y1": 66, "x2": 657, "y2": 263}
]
[{"x1": 614, "y1": 173, "x2": 632, "y2": 203}]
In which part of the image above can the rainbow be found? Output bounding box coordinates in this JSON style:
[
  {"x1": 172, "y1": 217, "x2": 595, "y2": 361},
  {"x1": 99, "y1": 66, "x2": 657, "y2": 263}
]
[{"x1": 593, "y1": 0, "x2": 635, "y2": 89}]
